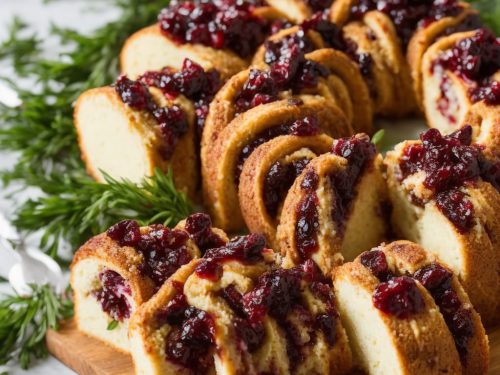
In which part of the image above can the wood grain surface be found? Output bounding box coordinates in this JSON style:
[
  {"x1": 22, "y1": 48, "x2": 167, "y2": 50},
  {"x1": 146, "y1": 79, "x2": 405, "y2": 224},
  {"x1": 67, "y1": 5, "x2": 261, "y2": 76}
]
[{"x1": 47, "y1": 319, "x2": 500, "y2": 375}]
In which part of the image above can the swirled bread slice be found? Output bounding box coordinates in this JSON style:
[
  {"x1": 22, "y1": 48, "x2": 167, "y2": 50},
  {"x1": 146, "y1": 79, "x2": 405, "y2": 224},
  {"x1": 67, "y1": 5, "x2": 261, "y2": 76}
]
[
  {"x1": 130, "y1": 234, "x2": 352, "y2": 375},
  {"x1": 202, "y1": 96, "x2": 352, "y2": 232},
  {"x1": 71, "y1": 221, "x2": 201, "y2": 352},
  {"x1": 378, "y1": 241, "x2": 489, "y2": 375},
  {"x1": 421, "y1": 29, "x2": 500, "y2": 150},
  {"x1": 333, "y1": 241, "x2": 476, "y2": 374},
  {"x1": 277, "y1": 134, "x2": 387, "y2": 275},
  {"x1": 120, "y1": 24, "x2": 248, "y2": 80},
  {"x1": 343, "y1": 11, "x2": 416, "y2": 117},
  {"x1": 74, "y1": 83, "x2": 198, "y2": 198},
  {"x1": 239, "y1": 134, "x2": 333, "y2": 249},
  {"x1": 384, "y1": 127, "x2": 500, "y2": 326},
  {"x1": 406, "y1": 6, "x2": 479, "y2": 108}
]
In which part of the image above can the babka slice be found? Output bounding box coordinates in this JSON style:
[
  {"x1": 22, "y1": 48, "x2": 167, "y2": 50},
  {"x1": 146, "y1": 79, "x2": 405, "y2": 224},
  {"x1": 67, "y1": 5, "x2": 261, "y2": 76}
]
[
  {"x1": 239, "y1": 134, "x2": 333, "y2": 249},
  {"x1": 129, "y1": 234, "x2": 352, "y2": 375},
  {"x1": 202, "y1": 96, "x2": 351, "y2": 232},
  {"x1": 381, "y1": 242, "x2": 489, "y2": 375},
  {"x1": 120, "y1": 1, "x2": 283, "y2": 80},
  {"x1": 75, "y1": 59, "x2": 220, "y2": 198},
  {"x1": 421, "y1": 28, "x2": 500, "y2": 154},
  {"x1": 406, "y1": 7, "x2": 480, "y2": 108},
  {"x1": 277, "y1": 134, "x2": 387, "y2": 275},
  {"x1": 71, "y1": 221, "x2": 197, "y2": 352},
  {"x1": 384, "y1": 126, "x2": 500, "y2": 326},
  {"x1": 334, "y1": 240, "x2": 488, "y2": 375},
  {"x1": 342, "y1": 11, "x2": 417, "y2": 117}
]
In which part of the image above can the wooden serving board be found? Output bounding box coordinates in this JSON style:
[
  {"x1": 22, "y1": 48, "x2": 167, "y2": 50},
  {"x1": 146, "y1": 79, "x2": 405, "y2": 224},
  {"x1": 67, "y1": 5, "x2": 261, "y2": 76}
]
[{"x1": 47, "y1": 319, "x2": 500, "y2": 375}]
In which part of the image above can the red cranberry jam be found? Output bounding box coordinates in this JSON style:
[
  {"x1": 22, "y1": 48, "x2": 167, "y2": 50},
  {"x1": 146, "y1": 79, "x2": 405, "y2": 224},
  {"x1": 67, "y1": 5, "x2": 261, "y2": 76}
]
[
  {"x1": 184, "y1": 212, "x2": 226, "y2": 253},
  {"x1": 433, "y1": 29, "x2": 500, "y2": 105},
  {"x1": 242, "y1": 261, "x2": 337, "y2": 369},
  {"x1": 157, "y1": 282, "x2": 215, "y2": 372},
  {"x1": 93, "y1": 269, "x2": 132, "y2": 322},
  {"x1": 330, "y1": 134, "x2": 377, "y2": 232},
  {"x1": 360, "y1": 249, "x2": 391, "y2": 281},
  {"x1": 107, "y1": 220, "x2": 192, "y2": 288},
  {"x1": 373, "y1": 276, "x2": 425, "y2": 319},
  {"x1": 295, "y1": 170, "x2": 320, "y2": 260},
  {"x1": 139, "y1": 59, "x2": 221, "y2": 134},
  {"x1": 115, "y1": 76, "x2": 188, "y2": 159},
  {"x1": 158, "y1": 0, "x2": 268, "y2": 58},
  {"x1": 235, "y1": 45, "x2": 329, "y2": 113},
  {"x1": 219, "y1": 285, "x2": 266, "y2": 352},
  {"x1": 350, "y1": 0, "x2": 463, "y2": 48},
  {"x1": 264, "y1": 158, "x2": 311, "y2": 217},
  {"x1": 398, "y1": 126, "x2": 500, "y2": 232},
  {"x1": 235, "y1": 115, "x2": 321, "y2": 182},
  {"x1": 195, "y1": 234, "x2": 266, "y2": 281},
  {"x1": 414, "y1": 263, "x2": 474, "y2": 362}
]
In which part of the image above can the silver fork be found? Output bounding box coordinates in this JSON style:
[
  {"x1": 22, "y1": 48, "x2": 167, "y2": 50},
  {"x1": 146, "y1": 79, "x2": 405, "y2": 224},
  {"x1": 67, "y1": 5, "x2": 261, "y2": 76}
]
[{"x1": 0, "y1": 212, "x2": 64, "y2": 296}]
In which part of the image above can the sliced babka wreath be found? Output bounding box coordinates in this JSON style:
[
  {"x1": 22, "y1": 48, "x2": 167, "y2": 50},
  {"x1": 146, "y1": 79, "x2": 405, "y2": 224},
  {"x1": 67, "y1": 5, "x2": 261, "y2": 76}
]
[
  {"x1": 421, "y1": 29, "x2": 500, "y2": 154},
  {"x1": 406, "y1": 6, "x2": 481, "y2": 108},
  {"x1": 277, "y1": 134, "x2": 387, "y2": 275},
  {"x1": 251, "y1": 23, "x2": 374, "y2": 132},
  {"x1": 384, "y1": 126, "x2": 500, "y2": 326},
  {"x1": 239, "y1": 134, "x2": 334, "y2": 249},
  {"x1": 129, "y1": 234, "x2": 352, "y2": 375},
  {"x1": 71, "y1": 213, "x2": 227, "y2": 353},
  {"x1": 75, "y1": 59, "x2": 220, "y2": 199},
  {"x1": 341, "y1": 11, "x2": 417, "y2": 116},
  {"x1": 203, "y1": 96, "x2": 352, "y2": 232},
  {"x1": 120, "y1": 1, "x2": 285, "y2": 80},
  {"x1": 334, "y1": 240, "x2": 488, "y2": 375}
]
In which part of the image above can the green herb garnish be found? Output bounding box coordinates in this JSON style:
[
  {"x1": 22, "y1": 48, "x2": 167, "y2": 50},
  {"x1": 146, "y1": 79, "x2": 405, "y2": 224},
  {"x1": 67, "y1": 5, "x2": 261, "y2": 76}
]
[
  {"x1": 13, "y1": 169, "x2": 192, "y2": 261},
  {"x1": 107, "y1": 320, "x2": 119, "y2": 331},
  {"x1": 371, "y1": 129, "x2": 385, "y2": 146},
  {"x1": 0, "y1": 285, "x2": 73, "y2": 369}
]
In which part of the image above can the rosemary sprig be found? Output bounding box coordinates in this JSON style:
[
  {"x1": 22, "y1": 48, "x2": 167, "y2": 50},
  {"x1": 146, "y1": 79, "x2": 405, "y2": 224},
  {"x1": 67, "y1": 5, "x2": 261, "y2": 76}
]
[
  {"x1": 13, "y1": 169, "x2": 193, "y2": 260},
  {"x1": 0, "y1": 285, "x2": 73, "y2": 369}
]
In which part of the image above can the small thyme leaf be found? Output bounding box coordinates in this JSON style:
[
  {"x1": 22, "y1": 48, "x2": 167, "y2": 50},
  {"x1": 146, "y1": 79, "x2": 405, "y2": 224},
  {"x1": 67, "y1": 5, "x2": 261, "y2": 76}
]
[
  {"x1": 107, "y1": 320, "x2": 119, "y2": 331},
  {"x1": 0, "y1": 284, "x2": 73, "y2": 369},
  {"x1": 371, "y1": 129, "x2": 385, "y2": 145}
]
